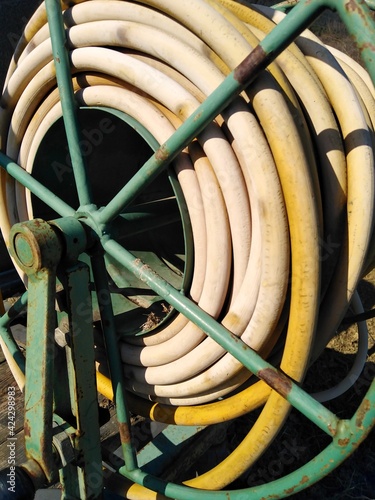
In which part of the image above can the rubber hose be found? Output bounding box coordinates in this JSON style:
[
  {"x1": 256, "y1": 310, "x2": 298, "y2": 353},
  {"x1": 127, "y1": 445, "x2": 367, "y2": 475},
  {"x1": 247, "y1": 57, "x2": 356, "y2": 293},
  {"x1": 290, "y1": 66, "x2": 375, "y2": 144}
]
[
  {"x1": 1, "y1": 0, "x2": 374, "y2": 494},
  {"x1": 311, "y1": 291, "x2": 369, "y2": 403}
]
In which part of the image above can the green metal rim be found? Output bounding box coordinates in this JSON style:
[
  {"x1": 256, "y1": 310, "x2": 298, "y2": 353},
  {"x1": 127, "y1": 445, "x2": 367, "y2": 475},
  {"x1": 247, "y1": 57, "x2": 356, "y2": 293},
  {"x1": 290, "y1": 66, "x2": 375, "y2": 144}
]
[
  {"x1": 72, "y1": 106, "x2": 195, "y2": 336},
  {"x1": 87, "y1": 106, "x2": 194, "y2": 304},
  {"x1": 26, "y1": 102, "x2": 194, "y2": 337},
  {"x1": 120, "y1": 386, "x2": 374, "y2": 499}
]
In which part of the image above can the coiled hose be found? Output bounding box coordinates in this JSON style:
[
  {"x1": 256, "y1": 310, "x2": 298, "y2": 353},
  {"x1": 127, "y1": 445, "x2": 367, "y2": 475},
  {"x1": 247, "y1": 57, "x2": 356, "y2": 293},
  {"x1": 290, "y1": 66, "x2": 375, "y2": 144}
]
[{"x1": 0, "y1": 0, "x2": 374, "y2": 494}]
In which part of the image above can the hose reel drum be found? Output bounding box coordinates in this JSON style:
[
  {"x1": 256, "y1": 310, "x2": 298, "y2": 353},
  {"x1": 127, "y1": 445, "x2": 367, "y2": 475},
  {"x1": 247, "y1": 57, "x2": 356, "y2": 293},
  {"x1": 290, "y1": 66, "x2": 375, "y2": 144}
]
[{"x1": 0, "y1": 0, "x2": 374, "y2": 498}]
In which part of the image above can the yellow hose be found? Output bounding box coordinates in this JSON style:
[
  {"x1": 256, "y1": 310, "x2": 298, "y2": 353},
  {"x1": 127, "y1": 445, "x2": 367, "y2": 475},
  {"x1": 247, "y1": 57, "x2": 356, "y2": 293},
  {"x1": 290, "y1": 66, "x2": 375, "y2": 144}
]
[{"x1": 1, "y1": 0, "x2": 374, "y2": 496}]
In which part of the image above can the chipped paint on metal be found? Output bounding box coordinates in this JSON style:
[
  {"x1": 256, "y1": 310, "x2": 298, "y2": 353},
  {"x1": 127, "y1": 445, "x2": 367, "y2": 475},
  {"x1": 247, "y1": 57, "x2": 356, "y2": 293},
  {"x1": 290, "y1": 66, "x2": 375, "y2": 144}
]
[
  {"x1": 119, "y1": 421, "x2": 132, "y2": 445},
  {"x1": 359, "y1": 41, "x2": 375, "y2": 53},
  {"x1": 258, "y1": 367, "x2": 292, "y2": 398},
  {"x1": 234, "y1": 45, "x2": 269, "y2": 85},
  {"x1": 338, "y1": 437, "x2": 350, "y2": 447},
  {"x1": 345, "y1": 0, "x2": 368, "y2": 19},
  {"x1": 24, "y1": 420, "x2": 31, "y2": 439},
  {"x1": 355, "y1": 398, "x2": 371, "y2": 429},
  {"x1": 155, "y1": 144, "x2": 170, "y2": 163}
]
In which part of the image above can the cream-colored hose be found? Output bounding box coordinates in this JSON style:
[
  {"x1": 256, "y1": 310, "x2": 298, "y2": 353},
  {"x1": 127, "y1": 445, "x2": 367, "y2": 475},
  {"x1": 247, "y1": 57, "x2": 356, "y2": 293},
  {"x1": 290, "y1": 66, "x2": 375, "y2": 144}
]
[{"x1": 1, "y1": 0, "x2": 374, "y2": 495}]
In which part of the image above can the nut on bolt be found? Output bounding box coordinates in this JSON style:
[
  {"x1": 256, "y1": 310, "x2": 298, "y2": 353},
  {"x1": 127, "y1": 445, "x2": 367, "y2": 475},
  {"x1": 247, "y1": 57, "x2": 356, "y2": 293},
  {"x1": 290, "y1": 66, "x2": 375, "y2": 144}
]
[{"x1": 9, "y1": 219, "x2": 63, "y2": 273}]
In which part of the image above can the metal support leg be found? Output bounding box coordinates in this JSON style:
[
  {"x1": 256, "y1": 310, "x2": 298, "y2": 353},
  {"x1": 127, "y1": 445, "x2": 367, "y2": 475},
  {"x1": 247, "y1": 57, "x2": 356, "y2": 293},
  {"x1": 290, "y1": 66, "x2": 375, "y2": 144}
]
[
  {"x1": 9, "y1": 219, "x2": 63, "y2": 485},
  {"x1": 8, "y1": 218, "x2": 103, "y2": 498},
  {"x1": 58, "y1": 262, "x2": 103, "y2": 499}
]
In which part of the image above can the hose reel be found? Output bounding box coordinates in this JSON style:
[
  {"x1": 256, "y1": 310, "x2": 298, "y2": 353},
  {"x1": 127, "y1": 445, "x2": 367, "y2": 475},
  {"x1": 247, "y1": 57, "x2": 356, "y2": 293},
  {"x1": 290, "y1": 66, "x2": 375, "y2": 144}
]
[{"x1": 0, "y1": 0, "x2": 374, "y2": 498}]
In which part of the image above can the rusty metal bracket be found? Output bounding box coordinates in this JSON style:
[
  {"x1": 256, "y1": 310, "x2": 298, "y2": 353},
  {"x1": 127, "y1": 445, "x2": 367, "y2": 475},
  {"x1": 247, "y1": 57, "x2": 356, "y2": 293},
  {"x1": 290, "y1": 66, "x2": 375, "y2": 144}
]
[
  {"x1": 8, "y1": 217, "x2": 104, "y2": 498},
  {"x1": 9, "y1": 219, "x2": 63, "y2": 484}
]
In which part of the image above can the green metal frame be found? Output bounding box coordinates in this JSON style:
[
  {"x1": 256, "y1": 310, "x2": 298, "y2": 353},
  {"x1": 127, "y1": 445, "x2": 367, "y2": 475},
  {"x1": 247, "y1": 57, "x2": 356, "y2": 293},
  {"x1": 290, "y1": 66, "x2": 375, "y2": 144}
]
[{"x1": 0, "y1": 0, "x2": 374, "y2": 498}]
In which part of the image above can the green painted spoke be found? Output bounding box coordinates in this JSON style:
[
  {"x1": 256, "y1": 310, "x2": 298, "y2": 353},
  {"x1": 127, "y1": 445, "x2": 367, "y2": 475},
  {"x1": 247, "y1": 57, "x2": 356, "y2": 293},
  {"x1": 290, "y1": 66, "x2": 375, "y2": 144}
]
[
  {"x1": 0, "y1": 152, "x2": 75, "y2": 218},
  {"x1": 333, "y1": 0, "x2": 375, "y2": 83},
  {"x1": 264, "y1": 0, "x2": 375, "y2": 83},
  {"x1": 0, "y1": 292, "x2": 28, "y2": 369},
  {"x1": 97, "y1": 83, "x2": 247, "y2": 225},
  {"x1": 89, "y1": 250, "x2": 138, "y2": 471},
  {"x1": 96, "y1": 0, "x2": 328, "y2": 226},
  {"x1": 45, "y1": 0, "x2": 93, "y2": 209},
  {"x1": 101, "y1": 236, "x2": 339, "y2": 437},
  {"x1": 0, "y1": 291, "x2": 28, "y2": 329},
  {"x1": 0, "y1": 326, "x2": 26, "y2": 375}
]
